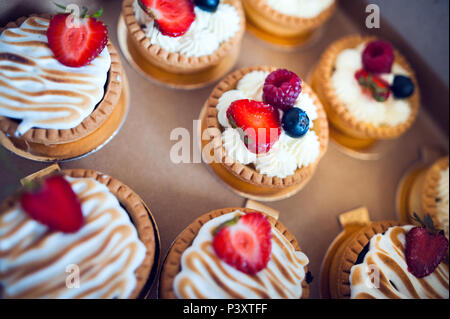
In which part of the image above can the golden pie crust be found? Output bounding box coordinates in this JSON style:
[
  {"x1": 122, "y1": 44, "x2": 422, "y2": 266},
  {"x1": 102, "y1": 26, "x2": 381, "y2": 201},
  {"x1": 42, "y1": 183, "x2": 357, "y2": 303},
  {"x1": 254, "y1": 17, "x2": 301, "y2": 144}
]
[
  {"x1": 122, "y1": 0, "x2": 246, "y2": 74},
  {"x1": 204, "y1": 65, "x2": 329, "y2": 188},
  {"x1": 159, "y1": 207, "x2": 310, "y2": 299},
  {"x1": 311, "y1": 35, "x2": 420, "y2": 140},
  {"x1": 328, "y1": 221, "x2": 401, "y2": 299},
  {"x1": 0, "y1": 14, "x2": 123, "y2": 145},
  {"x1": 0, "y1": 169, "x2": 156, "y2": 299},
  {"x1": 242, "y1": 0, "x2": 336, "y2": 38},
  {"x1": 421, "y1": 156, "x2": 449, "y2": 231}
]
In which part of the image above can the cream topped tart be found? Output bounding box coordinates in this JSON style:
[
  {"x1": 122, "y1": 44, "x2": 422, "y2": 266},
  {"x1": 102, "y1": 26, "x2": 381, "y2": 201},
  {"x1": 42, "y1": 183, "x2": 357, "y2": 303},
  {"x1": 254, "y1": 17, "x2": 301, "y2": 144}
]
[
  {"x1": 205, "y1": 66, "x2": 328, "y2": 188},
  {"x1": 312, "y1": 35, "x2": 420, "y2": 140},
  {"x1": 0, "y1": 170, "x2": 155, "y2": 299},
  {"x1": 0, "y1": 10, "x2": 123, "y2": 148},
  {"x1": 159, "y1": 208, "x2": 311, "y2": 299},
  {"x1": 265, "y1": 0, "x2": 334, "y2": 18},
  {"x1": 350, "y1": 225, "x2": 449, "y2": 299},
  {"x1": 123, "y1": 0, "x2": 245, "y2": 74}
]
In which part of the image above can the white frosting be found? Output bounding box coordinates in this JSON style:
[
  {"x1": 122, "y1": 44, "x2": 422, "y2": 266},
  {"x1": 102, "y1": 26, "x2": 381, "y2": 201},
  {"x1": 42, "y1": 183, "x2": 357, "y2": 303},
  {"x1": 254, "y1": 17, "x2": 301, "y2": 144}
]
[
  {"x1": 217, "y1": 71, "x2": 321, "y2": 178},
  {"x1": 265, "y1": 0, "x2": 334, "y2": 18},
  {"x1": 134, "y1": 0, "x2": 240, "y2": 58},
  {"x1": 0, "y1": 17, "x2": 111, "y2": 135},
  {"x1": 350, "y1": 225, "x2": 449, "y2": 299},
  {"x1": 173, "y1": 211, "x2": 309, "y2": 299},
  {"x1": 0, "y1": 176, "x2": 146, "y2": 299},
  {"x1": 331, "y1": 44, "x2": 412, "y2": 127},
  {"x1": 437, "y1": 167, "x2": 449, "y2": 239}
]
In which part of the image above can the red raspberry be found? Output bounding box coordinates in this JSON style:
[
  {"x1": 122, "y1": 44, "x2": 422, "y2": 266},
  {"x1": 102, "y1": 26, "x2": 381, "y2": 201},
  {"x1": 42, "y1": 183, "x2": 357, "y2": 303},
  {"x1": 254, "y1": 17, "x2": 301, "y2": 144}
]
[
  {"x1": 362, "y1": 40, "x2": 395, "y2": 74},
  {"x1": 263, "y1": 69, "x2": 302, "y2": 111}
]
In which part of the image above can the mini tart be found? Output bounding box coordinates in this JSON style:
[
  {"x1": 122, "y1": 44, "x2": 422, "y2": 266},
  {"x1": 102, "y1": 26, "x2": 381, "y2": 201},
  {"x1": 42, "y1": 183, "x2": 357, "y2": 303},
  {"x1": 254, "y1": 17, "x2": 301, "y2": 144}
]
[
  {"x1": 328, "y1": 221, "x2": 401, "y2": 299},
  {"x1": 122, "y1": 0, "x2": 246, "y2": 75},
  {"x1": 205, "y1": 66, "x2": 329, "y2": 188},
  {"x1": 159, "y1": 207, "x2": 310, "y2": 299},
  {"x1": 421, "y1": 156, "x2": 449, "y2": 230},
  {"x1": 311, "y1": 35, "x2": 420, "y2": 140},
  {"x1": 0, "y1": 14, "x2": 123, "y2": 145},
  {"x1": 242, "y1": 0, "x2": 336, "y2": 38},
  {"x1": 0, "y1": 169, "x2": 156, "y2": 299}
]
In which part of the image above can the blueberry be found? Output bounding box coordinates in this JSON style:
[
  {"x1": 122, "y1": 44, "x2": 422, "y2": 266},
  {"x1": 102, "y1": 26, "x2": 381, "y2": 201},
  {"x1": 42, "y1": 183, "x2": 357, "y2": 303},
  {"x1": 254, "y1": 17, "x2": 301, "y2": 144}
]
[
  {"x1": 282, "y1": 108, "x2": 309, "y2": 138},
  {"x1": 194, "y1": 0, "x2": 220, "y2": 12},
  {"x1": 391, "y1": 75, "x2": 415, "y2": 99}
]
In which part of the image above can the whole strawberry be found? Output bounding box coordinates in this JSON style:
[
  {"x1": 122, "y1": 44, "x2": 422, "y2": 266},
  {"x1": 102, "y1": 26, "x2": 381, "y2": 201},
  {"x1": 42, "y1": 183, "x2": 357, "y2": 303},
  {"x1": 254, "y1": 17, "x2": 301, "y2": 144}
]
[
  {"x1": 47, "y1": 7, "x2": 108, "y2": 67},
  {"x1": 20, "y1": 175, "x2": 84, "y2": 233},
  {"x1": 405, "y1": 213, "x2": 449, "y2": 278},
  {"x1": 212, "y1": 212, "x2": 272, "y2": 275}
]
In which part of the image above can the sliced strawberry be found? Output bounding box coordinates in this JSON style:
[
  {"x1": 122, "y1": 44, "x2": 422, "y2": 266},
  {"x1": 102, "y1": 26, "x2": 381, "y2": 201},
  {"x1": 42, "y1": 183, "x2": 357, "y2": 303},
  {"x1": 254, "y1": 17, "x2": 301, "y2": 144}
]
[
  {"x1": 355, "y1": 69, "x2": 391, "y2": 102},
  {"x1": 226, "y1": 99, "x2": 281, "y2": 154},
  {"x1": 139, "y1": 0, "x2": 195, "y2": 37},
  {"x1": 212, "y1": 212, "x2": 272, "y2": 275},
  {"x1": 405, "y1": 214, "x2": 449, "y2": 278},
  {"x1": 20, "y1": 175, "x2": 84, "y2": 233},
  {"x1": 47, "y1": 13, "x2": 108, "y2": 67}
]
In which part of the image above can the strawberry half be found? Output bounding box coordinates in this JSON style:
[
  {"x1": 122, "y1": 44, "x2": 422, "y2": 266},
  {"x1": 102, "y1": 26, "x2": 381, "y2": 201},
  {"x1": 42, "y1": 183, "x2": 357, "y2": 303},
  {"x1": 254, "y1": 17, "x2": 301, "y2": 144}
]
[
  {"x1": 405, "y1": 214, "x2": 449, "y2": 278},
  {"x1": 355, "y1": 69, "x2": 391, "y2": 102},
  {"x1": 213, "y1": 213, "x2": 272, "y2": 275},
  {"x1": 47, "y1": 13, "x2": 108, "y2": 67},
  {"x1": 20, "y1": 175, "x2": 84, "y2": 233},
  {"x1": 139, "y1": 0, "x2": 196, "y2": 37},
  {"x1": 226, "y1": 99, "x2": 281, "y2": 154}
]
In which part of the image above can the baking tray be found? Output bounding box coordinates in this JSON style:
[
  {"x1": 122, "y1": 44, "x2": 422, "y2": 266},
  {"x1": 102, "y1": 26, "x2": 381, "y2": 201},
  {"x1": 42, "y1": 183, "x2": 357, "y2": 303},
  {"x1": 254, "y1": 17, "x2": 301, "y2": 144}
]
[{"x1": 0, "y1": 0, "x2": 448, "y2": 299}]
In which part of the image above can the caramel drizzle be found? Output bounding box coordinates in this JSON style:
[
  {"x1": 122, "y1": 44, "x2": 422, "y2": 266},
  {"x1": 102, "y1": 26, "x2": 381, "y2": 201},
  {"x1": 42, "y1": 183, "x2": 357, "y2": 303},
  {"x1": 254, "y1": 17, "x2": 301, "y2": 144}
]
[
  {"x1": 0, "y1": 178, "x2": 142, "y2": 299},
  {"x1": 176, "y1": 226, "x2": 307, "y2": 299}
]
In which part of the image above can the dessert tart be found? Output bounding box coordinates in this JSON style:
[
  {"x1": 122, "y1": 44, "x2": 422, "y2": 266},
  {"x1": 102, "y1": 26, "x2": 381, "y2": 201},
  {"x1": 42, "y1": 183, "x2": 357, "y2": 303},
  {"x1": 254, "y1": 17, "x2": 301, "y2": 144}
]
[
  {"x1": 201, "y1": 66, "x2": 328, "y2": 201},
  {"x1": 0, "y1": 11, "x2": 127, "y2": 161},
  {"x1": 242, "y1": 0, "x2": 336, "y2": 48},
  {"x1": 0, "y1": 168, "x2": 158, "y2": 299},
  {"x1": 121, "y1": 0, "x2": 245, "y2": 82},
  {"x1": 311, "y1": 35, "x2": 420, "y2": 150},
  {"x1": 322, "y1": 207, "x2": 449, "y2": 299},
  {"x1": 159, "y1": 208, "x2": 310, "y2": 299}
]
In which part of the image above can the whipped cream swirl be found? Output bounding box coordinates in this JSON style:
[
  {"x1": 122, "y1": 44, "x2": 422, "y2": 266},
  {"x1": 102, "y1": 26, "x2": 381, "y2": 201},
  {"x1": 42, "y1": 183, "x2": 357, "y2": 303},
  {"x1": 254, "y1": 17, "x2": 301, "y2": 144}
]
[
  {"x1": 134, "y1": 0, "x2": 240, "y2": 58},
  {"x1": 331, "y1": 44, "x2": 412, "y2": 127},
  {"x1": 173, "y1": 211, "x2": 309, "y2": 299},
  {"x1": 217, "y1": 71, "x2": 321, "y2": 178},
  {"x1": 0, "y1": 176, "x2": 146, "y2": 299},
  {"x1": 265, "y1": 0, "x2": 334, "y2": 18},
  {"x1": 350, "y1": 225, "x2": 449, "y2": 299},
  {"x1": 437, "y1": 167, "x2": 449, "y2": 239},
  {"x1": 0, "y1": 17, "x2": 111, "y2": 135}
]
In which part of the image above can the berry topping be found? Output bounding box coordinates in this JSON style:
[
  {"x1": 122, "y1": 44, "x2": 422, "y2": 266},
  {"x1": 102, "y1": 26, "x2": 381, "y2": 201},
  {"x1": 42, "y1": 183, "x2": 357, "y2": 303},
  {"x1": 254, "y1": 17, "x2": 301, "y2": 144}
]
[
  {"x1": 263, "y1": 69, "x2": 302, "y2": 111},
  {"x1": 47, "y1": 11, "x2": 108, "y2": 67},
  {"x1": 282, "y1": 108, "x2": 310, "y2": 138},
  {"x1": 355, "y1": 69, "x2": 391, "y2": 102},
  {"x1": 391, "y1": 75, "x2": 415, "y2": 99},
  {"x1": 212, "y1": 212, "x2": 272, "y2": 275},
  {"x1": 405, "y1": 213, "x2": 449, "y2": 278},
  {"x1": 227, "y1": 99, "x2": 281, "y2": 154},
  {"x1": 362, "y1": 40, "x2": 395, "y2": 74},
  {"x1": 139, "y1": 0, "x2": 195, "y2": 37},
  {"x1": 20, "y1": 175, "x2": 84, "y2": 233},
  {"x1": 194, "y1": 0, "x2": 219, "y2": 12}
]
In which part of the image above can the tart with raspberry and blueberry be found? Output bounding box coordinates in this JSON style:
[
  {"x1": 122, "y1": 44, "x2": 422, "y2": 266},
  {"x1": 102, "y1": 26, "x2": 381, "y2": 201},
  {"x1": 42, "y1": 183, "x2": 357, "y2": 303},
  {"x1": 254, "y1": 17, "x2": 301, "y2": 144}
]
[
  {"x1": 202, "y1": 66, "x2": 328, "y2": 192},
  {"x1": 242, "y1": 0, "x2": 336, "y2": 45},
  {"x1": 0, "y1": 8, "x2": 125, "y2": 160},
  {"x1": 122, "y1": 0, "x2": 245, "y2": 74},
  {"x1": 328, "y1": 216, "x2": 448, "y2": 299},
  {"x1": 159, "y1": 208, "x2": 311, "y2": 299},
  {"x1": 311, "y1": 35, "x2": 420, "y2": 144},
  {"x1": 0, "y1": 169, "x2": 157, "y2": 298}
]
